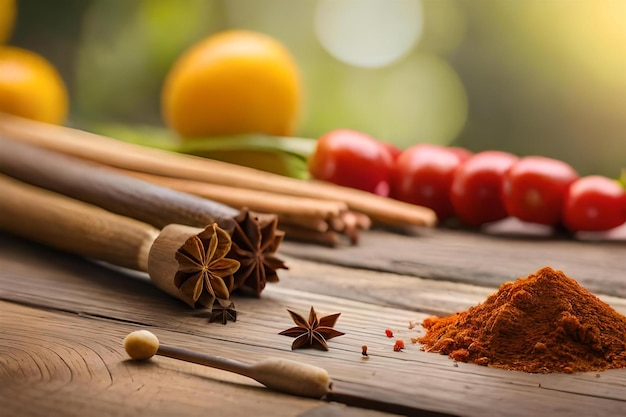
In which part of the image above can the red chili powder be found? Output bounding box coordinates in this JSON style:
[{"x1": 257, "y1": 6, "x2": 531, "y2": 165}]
[{"x1": 418, "y1": 267, "x2": 626, "y2": 373}]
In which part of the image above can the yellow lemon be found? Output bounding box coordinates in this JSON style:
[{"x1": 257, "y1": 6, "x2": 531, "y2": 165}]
[
  {"x1": 0, "y1": 0, "x2": 16, "y2": 44},
  {"x1": 0, "y1": 46, "x2": 68, "y2": 124},
  {"x1": 162, "y1": 30, "x2": 301, "y2": 138}
]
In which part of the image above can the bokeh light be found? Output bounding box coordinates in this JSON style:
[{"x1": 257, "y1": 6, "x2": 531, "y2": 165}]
[{"x1": 314, "y1": 0, "x2": 424, "y2": 68}]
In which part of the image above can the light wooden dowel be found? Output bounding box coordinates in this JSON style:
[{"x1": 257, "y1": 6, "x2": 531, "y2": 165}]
[
  {"x1": 0, "y1": 136, "x2": 239, "y2": 233},
  {"x1": 0, "y1": 113, "x2": 437, "y2": 227},
  {"x1": 120, "y1": 170, "x2": 348, "y2": 220},
  {"x1": 0, "y1": 174, "x2": 159, "y2": 271}
]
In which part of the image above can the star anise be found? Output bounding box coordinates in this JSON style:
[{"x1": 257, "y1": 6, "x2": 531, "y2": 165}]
[
  {"x1": 228, "y1": 210, "x2": 288, "y2": 297},
  {"x1": 208, "y1": 298, "x2": 237, "y2": 325},
  {"x1": 174, "y1": 223, "x2": 240, "y2": 309},
  {"x1": 279, "y1": 306, "x2": 345, "y2": 351}
]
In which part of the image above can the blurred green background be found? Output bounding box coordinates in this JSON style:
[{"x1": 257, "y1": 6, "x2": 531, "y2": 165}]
[{"x1": 8, "y1": 0, "x2": 626, "y2": 177}]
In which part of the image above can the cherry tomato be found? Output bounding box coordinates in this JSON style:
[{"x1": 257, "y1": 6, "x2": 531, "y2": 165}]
[
  {"x1": 308, "y1": 129, "x2": 394, "y2": 196},
  {"x1": 501, "y1": 156, "x2": 578, "y2": 225},
  {"x1": 563, "y1": 175, "x2": 626, "y2": 231},
  {"x1": 381, "y1": 142, "x2": 402, "y2": 161},
  {"x1": 450, "y1": 151, "x2": 519, "y2": 226},
  {"x1": 391, "y1": 144, "x2": 472, "y2": 221}
]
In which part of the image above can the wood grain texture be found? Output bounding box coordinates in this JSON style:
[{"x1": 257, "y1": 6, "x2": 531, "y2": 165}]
[
  {"x1": 2, "y1": 232, "x2": 626, "y2": 416},
  {"x1": 280, "y1": 228, "x2": 626, "y2": 298},
  {"x1": 0, "y1": 302, "x2": 322, "y2": 417}
]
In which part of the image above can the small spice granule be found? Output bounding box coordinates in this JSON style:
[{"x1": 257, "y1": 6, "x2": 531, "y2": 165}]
[
  {"x1": 393, "y1": 340, "x2": 405, "y2": 352},
  {"x1": 384, "y1": 329, "x2": 394, "y2": 338},
  {"x1": 361, "y1": 345, "x2": 369, "y2": 357}
]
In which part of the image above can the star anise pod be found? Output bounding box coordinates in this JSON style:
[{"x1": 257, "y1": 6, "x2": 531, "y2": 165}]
[
  {"x1": 208, "y1": 298, "x2": 237, "y2": 325},
  {"x1": 228, "y1": 210, "x2": 288, "y2": 297},
  {"x1": 279, "y1": 306, "x2": 345, "y2": 351},
  {"x1": 174, "y1": 223, "x2": 240, "y2": 309}
]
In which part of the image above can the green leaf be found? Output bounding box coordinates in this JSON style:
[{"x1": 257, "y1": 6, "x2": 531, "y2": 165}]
[{"x1": 92, "y1": 123, "x2": 316, "y2": 179}]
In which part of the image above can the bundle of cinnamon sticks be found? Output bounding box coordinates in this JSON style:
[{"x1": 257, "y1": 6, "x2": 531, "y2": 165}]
[{"x1": 0, "y1": 113, "x2": 436, "y2": 247}]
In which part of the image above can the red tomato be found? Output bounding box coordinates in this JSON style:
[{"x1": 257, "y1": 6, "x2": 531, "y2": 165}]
[
  {"x1": 391, "y1": 144, "x2": 472, "y2": 220},
  {"x1": 308, "y1": 129, "x2": 394, "y2": 196},
  {"x1": 448, "y1": 146, "x2": 473, "y2": 162},
  {"x1": 563, "y1": 175, "x2": 626, "y2": 231},
  {"x1": 381, "y1": 142, "x2": 402, "y2": 161},
  {"x1": 450, "y1": 151, "x2": 519, "y2": 226},
  {"x1": 501, "y1": 156, "x2": 578, "y2": 225}
]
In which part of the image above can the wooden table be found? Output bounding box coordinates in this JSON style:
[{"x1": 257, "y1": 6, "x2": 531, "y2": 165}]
[{"x1": 1, "y1": 227, "x2": 625, "y2": 416}]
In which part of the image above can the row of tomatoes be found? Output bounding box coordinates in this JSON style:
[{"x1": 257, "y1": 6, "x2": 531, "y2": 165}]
[{"x1": 308, "y1": 129, "x2": 626, "y2": 232}]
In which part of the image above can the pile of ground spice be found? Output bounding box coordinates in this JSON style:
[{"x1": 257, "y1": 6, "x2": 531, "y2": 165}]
[{"x1": 419, "y1": 266, "x2": 626, "y2": 373}]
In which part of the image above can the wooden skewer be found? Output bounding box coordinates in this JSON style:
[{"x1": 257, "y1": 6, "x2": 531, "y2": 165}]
[
  {"x1": 0, "y1": 136, "x2": 239, "y2": 232},
  {"x1": 123, "y1": 330, "x2": 459, "y2": 416},
  {"x1": 119, "y1": 168, "x2": 354, "y2": 236},
  {"x1": 118, "y1": 169, "x2": 349, "y2": 220},
  {"x1": 0, "y1": 174, "x2": 234, "y2": 308},
  {"x1": 118, "y1": 169, "x2": 367, "y2": 238},
  {"x1": 123, "y1": 330, "x2": 332, "y2": 399},
  {"x1": 0, "y1": 113, "x2": 437, "y2": 227}
]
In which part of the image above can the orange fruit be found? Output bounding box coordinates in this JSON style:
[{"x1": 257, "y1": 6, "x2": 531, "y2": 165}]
[
  {"x1": 0, "y1": 0, "x2": 16, "y2": 44},
  {"x1": 0, "y1": 46, "x2": 68, "y2": 124},
  {"x1": 162, "y1": 30, "x2": 301, "y2": 138}
]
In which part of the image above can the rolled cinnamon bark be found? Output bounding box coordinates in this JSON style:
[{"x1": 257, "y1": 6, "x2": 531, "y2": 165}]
[{"x1": 0, "y1": 136, "x2": 286, "y2": 297}]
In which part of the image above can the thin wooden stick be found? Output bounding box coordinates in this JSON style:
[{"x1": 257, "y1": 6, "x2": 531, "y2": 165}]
[
  {"x1": 117, "y1": 169, "x2": 362, "y2": 239},
  {"x1": 123, "y1": 330, "x2": 456, "y2": 415},
  {"x1": 124, "y1": 330, "x2": 332, "y2": 399},
  {"x1": 118, "y1": 169, "x2": 348, "y2": 219},
  {"x1": 0, "y1": 113, "x2": 437, "y2": 227},
  {"x1": 0, "y1": 136, "x2": 239, "y2": 231}
]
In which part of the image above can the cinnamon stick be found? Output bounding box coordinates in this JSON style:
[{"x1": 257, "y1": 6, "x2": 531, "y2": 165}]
[
  {"x1": 118, "y1": 169, "x2": 348, "y2": 220},
  {"x1": 115, "y1": 169, "x2": 364, "y2": 237},
  {"x1": 277, "y1": 224, "x2": 344, "y2": 247},
  {"x1": 0, "y1": 174, "x2": 240, "y2": 309},
  {"x1": 0, "y1": 136, "x2": 287, "y2": 297},
  {"x1": 0, "y1": 113, "x2": 437, "y2": 227}
]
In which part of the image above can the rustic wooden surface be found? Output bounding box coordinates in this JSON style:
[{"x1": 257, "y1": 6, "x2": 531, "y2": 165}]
[
  {"x1": 1, "y1": 229, "x2": 626, "y2": 416},
  {"x1": 280, "y1": 226, "x2": 626, "y2": 298}
]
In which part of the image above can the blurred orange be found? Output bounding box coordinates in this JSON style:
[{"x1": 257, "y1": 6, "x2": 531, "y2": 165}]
[
  {"x1": 0, "y1": 46, "x2": 68, "y2": 124},
  {"x1": 0, "y1": 0, "x2": 15, "y2": 44},
  {"x1": 162, "y1": 30, "x2": 301, "y2": 138}
]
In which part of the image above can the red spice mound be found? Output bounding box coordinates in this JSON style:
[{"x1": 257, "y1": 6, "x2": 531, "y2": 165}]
[{"x1": 419, "y1": 267, "x2": 626, "y2": 373}]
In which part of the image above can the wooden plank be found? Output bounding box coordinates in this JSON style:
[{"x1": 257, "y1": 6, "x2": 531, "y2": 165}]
[
  {"x1": 2, "y1": 233, "x2": 626, "y2": 416},
  {"x1": 0, "y1": 301, "x2": 326, "y2": 417},
  {"x1": 280, "y1": 228, "x2": 626, "y2": 298}
]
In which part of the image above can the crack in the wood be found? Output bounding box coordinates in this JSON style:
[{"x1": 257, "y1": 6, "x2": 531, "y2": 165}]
[
  {"x1": 0, "y1": 297, "x2": 156, "y2": 328},
  {"x1": 76, "y1": 312, "x2": 155, "y2": 328},
  {"x1": 533, "y1": 385, "x2": 626, "y2": 403}
]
